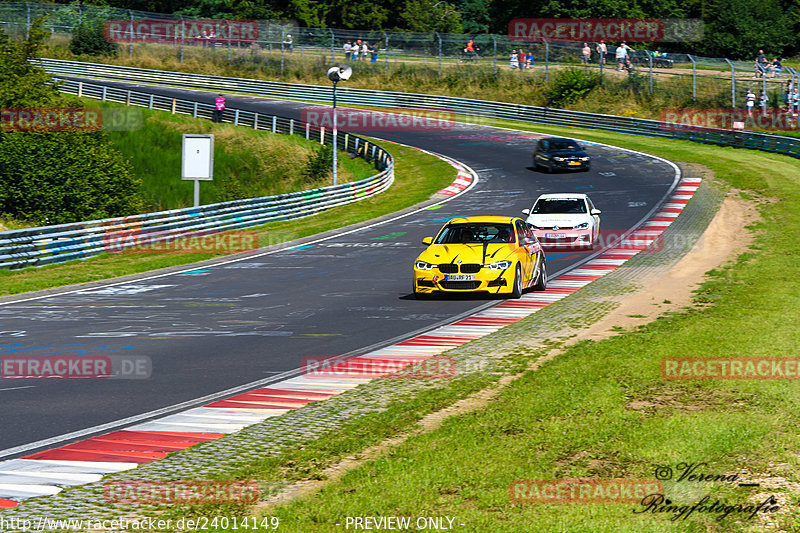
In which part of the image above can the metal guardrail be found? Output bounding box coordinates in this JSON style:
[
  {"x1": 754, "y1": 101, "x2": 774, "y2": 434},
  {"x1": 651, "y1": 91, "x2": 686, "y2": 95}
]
[
  {"x1": 0, "y1": 77, "x2": 394, "y2": 270},
  {"x1": 37, "y1": 58, "x2": 800, "y2": 160}
]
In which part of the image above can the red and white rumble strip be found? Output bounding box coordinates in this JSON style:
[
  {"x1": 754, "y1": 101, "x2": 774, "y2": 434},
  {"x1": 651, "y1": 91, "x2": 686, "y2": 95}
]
[{"x1": 0, "y1": 158, "x2": 698, "y2": 510}]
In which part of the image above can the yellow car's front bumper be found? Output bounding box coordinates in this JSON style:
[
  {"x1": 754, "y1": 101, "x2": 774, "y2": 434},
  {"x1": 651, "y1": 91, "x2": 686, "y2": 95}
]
[{"x1": 413, "y1": 266, "x2": 517, "y2": 294}]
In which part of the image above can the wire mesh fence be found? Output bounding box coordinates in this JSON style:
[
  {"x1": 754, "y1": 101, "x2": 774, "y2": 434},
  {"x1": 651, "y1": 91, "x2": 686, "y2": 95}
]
[{"x1": 2, "y1": 2, "x2": 799, "y2": 111}]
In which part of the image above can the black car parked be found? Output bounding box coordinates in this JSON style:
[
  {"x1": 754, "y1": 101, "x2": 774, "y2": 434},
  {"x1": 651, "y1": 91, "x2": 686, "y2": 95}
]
[{"x1": 532, "y1": 137, "x2": 591, "y2": 173}]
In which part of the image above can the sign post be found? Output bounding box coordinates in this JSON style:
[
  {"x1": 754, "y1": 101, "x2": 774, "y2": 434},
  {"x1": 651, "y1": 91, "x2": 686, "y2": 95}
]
[{"x1": 181, "y1": 134, "x2": 214, "y2": 207}]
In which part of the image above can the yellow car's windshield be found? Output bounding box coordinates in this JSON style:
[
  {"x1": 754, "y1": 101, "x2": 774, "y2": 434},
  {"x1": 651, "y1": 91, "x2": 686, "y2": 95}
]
[{"x1": 436, "y1": 223, "x2": 515, "y2": 244}]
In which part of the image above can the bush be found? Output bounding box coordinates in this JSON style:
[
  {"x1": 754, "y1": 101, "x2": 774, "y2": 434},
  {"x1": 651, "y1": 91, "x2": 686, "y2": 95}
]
[
  {"x1": 302, "y1": 143, "x2": 332, "y2": 184},
  {"x1": 1, "y1": 18, "x2": 140, "y2": 225},
  {"x1": 0, "y1": 131, "x2": 142, "y2": 224},
  {"x1": 543, "y1": 67, "x2": 600, "y2": 107},
  {"x1": 69, "y1": 20, "x2": 117, "y2": 56}
]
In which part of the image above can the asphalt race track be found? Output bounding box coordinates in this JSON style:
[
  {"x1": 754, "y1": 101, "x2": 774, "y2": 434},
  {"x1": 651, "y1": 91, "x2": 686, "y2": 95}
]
[{"x1": 0, "y1": 80, "x2": 678, "y2": 457}]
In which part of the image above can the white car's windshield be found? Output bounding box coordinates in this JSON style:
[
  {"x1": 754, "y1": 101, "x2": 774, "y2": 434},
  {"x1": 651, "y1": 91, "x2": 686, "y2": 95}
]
[
  {"x1": 531, "y1": 199, "x2": 587, "y2": 215},
  {"x1": 436, "y1": 223, "x2": 514, "y2": 244}
]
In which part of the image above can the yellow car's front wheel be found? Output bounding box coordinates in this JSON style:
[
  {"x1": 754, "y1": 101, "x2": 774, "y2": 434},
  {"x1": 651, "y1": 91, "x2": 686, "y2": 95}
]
[{"x1": 510, "y1": 264, "x2": 523, "y2": 299}]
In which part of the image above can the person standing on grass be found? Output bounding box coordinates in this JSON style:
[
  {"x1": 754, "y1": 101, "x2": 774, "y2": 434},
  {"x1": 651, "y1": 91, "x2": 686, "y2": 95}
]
[
  {"x1": 759, "y1": 90, "x2": 769, "y2": 116},
  {"x1": 214, "y1": 94, "x2": 225, "y2": 123},
  {"x1": 616, "y1": 43, "x2": 628, "y2": 71},
  {"x1": 581, "y1": 43, "x2": 591, "y2": 65},
  {"x1": 745, "y1": 89, "x2": 756, "y2": 116},
  {"x1": 596, "y1": 39, "x2": 607, "y2": 65},
  {"x1": 518, "y1": 49, "x2": 526, "y2": 70},
  {"x1": 343, "y1": 41, "x2": 352, "y2": 61}
]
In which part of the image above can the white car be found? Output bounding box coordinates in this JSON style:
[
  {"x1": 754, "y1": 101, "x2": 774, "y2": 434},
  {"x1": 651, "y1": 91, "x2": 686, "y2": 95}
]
[{"x1": 522, "y1": 193, "x2": 601, "y2": 248}]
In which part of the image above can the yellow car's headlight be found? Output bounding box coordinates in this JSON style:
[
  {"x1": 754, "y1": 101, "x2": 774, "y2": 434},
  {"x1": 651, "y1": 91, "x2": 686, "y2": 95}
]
[
  {"x1": 485, "y1": 260, "x2": 513, "y2": 270},
  {"x1": 415, "y1": 260, "x2": 435, "y2": 270}
]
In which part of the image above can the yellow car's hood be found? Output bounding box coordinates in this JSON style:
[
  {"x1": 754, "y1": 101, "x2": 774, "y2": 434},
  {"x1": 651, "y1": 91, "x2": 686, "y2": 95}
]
[{"x1": 418, "y1": 243, "x2": 517, "y2": 265}]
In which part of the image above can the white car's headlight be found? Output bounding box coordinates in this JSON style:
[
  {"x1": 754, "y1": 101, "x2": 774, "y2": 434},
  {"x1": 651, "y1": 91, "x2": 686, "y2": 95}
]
[
  {"x1": 574, "y1": 222, "x2": 589, "y2": 230},
  {"x1": 553, "y1": 157, "x2": 565, "y2": 161},
  {"x1": 415, "y1": 261, "x2": 435, "y2": 270},
  {"x1": 486, "y1": 260, "x2": 513, "y2": 270},
  {"x1": 579, "y1": 157, "x2": 589, "y2": 161}
]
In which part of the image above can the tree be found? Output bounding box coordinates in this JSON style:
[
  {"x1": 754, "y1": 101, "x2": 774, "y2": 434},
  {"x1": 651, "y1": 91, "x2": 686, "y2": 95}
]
[
  {"x1": 400, "y1": 0, "x2": 463, "y2": 33},
  {"x1": 698, "y1": 0, "x2": 794, "y2": 58},
  {"x1": 457, "y1": 0, "x2": 490, "y2": 34},
  {"x1": 69, "y1": 19, "x2": 119, "y2": 56},
  {"x1": 0, "y1": 18, "x2": 142, "y2": 224}
]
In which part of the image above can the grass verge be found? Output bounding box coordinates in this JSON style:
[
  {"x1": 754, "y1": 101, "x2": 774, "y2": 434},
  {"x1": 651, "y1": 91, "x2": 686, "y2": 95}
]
[
  {"x1": 0, "y1": 142, "x2": 454, "y2": 297},
  {"x1": 140, "y1": 123, "x2": 800, "y2": 532}
]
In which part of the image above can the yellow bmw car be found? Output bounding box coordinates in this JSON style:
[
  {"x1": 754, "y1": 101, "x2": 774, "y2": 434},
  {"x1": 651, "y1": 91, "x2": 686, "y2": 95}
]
[{"x1": 413, "y1": 216, "x2": 548, "y2": 298}]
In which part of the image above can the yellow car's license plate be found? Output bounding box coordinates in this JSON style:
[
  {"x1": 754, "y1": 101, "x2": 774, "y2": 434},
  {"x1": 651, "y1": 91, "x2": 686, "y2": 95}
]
[{"x1": 444, "y1": 274, "x2": 475, "y2": 281}]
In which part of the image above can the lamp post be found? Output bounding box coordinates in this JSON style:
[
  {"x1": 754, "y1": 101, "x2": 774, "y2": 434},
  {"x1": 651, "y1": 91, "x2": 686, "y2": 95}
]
[{"x1": 326, "y1": 65, "x2": 352, "y2": 186}]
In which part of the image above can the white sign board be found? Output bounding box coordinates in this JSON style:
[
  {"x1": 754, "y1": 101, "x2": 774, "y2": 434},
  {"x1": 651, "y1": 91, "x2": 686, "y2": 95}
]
[{"x1": 181, "y1": 134, "x2": 214, "y2": 180}]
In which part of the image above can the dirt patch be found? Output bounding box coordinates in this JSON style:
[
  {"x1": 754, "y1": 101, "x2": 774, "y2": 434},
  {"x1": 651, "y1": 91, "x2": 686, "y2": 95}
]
[
  {"x1": 579, "y1": 188, "x2": 759, "y2": 342},
  {"x1": 250, "y1": 177, "x2": 759, "y2": 512},
  {"x1": 625, "y1": 387, "x2": 755, "y2": 413}
]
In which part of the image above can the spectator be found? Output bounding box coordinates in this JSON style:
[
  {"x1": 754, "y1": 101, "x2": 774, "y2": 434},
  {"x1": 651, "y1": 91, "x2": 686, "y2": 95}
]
[
  {"x1": 771, "y1": 58, "x2": 782, "y2": 77},
  {"x1": 208, "y1": 29, "x2": 217, "y2": 48},
  {"x1": 361, "y1": 41, "x2": 368, "y2": 62},
  {"x1": 282, "y1": 34, "x2": 293, "y2": 53},
  {"x1": 755, "y1": 49, "x2": 769, "y2": 78},
  {"x1": 214, "y1": 94, "x2": 225, "y2": 123},
  {"x1": 793, "y1": 88, "x2": 800, "y2": 114},
  {"x1": 370, "y1": 43, "x2": 378, "y2": 63},
  {"x1": 526, "y1": 50, "x2": 534, "y2": 68},
  {"x1": 343, "y1": 41, "x2": 352, "y2": 61},
  {"x1": 745, "y1": 88, "x2": 756, "y2": 116},
  {"x1": 352, "y1": 40, "x2": 359, "y2": 61},
  {"x1": 616, "y1": 43, "x2": 629, "y2": 71},
  {"x1": 518, "y1": 49, "x2": 526, "y2": 70},
  {"x1": 759, "y1": 90, "x2": 769, "y2": 116},
  {"x1": 509, "y1": 49, "x2": 518, "y2": 69},
  {"x1": 596, "y1": 39, "x2": 607, "y2": 65},
  {"x1": 581, "y1": 43, "x2": 591, "y2": 65}
]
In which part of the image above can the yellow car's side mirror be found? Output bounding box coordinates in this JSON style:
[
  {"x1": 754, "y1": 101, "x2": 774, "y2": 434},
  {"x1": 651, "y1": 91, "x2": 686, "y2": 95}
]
[{"x1": 422, "y1": 237, "x2": 433, "y2": 246}]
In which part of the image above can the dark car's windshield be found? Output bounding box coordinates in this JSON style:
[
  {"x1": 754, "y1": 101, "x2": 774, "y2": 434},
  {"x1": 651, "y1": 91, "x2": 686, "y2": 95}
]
[
  {"x1": 531, "y1": 199, "x2": 587, "y2": 214},
  {"x1": 436, "y1": 223, "x2": 515, "y2": 244},
  {"x1": 549, "y1": 140, "x2": 579, "y2": 151}
]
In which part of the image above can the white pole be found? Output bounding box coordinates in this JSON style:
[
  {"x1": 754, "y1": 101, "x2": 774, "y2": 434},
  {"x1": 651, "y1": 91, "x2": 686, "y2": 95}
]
[
  {"x1": 193, "y1": 180, "x2": 199, "y2": 207},
  {"x1": 332, "y1": 80, "x2": 338, "y2": 186}
]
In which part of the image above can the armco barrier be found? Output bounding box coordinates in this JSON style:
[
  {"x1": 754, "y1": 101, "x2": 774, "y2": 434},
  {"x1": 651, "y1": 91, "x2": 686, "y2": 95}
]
[
  {"x1": 0, "y1": 77, "x2": 393, "y2": 270},
  {"x1": 34, "y1": 58, "x2": 800, "y2": 159}
]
